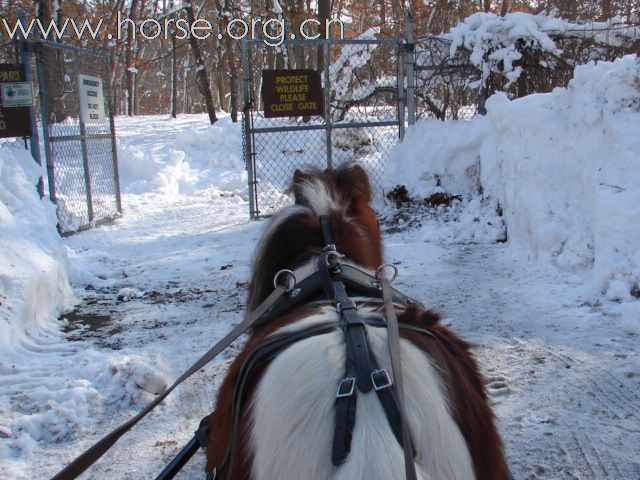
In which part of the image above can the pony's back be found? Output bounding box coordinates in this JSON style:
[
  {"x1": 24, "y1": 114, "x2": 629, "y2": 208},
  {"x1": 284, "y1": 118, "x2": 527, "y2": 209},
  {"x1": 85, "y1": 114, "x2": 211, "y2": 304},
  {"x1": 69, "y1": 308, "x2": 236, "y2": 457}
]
[{"x1": 206, "y1": 165, "x2": 507, "y2": 480}]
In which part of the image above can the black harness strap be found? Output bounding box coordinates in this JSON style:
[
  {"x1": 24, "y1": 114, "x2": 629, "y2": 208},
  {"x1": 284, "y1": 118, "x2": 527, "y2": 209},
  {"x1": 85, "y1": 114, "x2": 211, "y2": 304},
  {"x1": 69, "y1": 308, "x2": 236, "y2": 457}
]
[
  {"x1": 154, "y1": 416, "x2": 210, "y2": 480},
  {"x1": 331, "y1": 282, "x2": 412, "y2": 465},
  {"x1": 320, "y1": 215, "x2": 335, "y2": 247},
  {"x1": 336, "y1": 281, "x2": 374, "y2": 394},
  {"x1": 316, "y1": 216, "x2": 411, "y2": 467},
  {"x1": 332, "y1": 281, "x2": 371, "y2": 465}
]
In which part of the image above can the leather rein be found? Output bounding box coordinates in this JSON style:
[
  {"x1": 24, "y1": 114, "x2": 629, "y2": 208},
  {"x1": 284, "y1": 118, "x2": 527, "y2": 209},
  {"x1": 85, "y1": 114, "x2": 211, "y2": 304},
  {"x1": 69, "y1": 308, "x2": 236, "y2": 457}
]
[{"x1": 51, "y1": 217, "x2": 425, "y2": 480}]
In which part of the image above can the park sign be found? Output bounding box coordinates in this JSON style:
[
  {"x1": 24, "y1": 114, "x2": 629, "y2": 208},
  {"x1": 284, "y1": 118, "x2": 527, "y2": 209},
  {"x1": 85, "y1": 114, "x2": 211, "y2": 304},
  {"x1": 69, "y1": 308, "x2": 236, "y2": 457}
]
[
  {"x1": 262, "y1": 69, "x2": 324, "y2": 118},
  {"x1": 0, "y1": 64, "x2": 31, "y2": 138}
]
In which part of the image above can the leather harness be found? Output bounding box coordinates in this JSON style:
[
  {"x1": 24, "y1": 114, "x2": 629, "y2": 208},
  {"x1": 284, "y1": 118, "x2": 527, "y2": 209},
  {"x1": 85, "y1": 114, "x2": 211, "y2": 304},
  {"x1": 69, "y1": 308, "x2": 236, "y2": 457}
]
[
  {"x1": 208, "y1": 217, "x2": 432, "y2": 479},
  {"x1": 51, "y1": 216, "x2": 433, "y2": 480}
]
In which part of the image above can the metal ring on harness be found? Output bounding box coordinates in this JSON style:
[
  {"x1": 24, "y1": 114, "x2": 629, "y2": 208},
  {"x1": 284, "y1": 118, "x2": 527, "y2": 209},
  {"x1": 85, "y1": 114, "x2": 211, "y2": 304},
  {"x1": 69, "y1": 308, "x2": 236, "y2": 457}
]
[
  {"x1": 375, "y1": 263, "x2": 398, "y2": 283},
  {"x1": 324, "y1": 251, "x2": 345, "y2": 269},
  {"x1": 273, "y1": 269, "x2": 296, "y2": 292}
]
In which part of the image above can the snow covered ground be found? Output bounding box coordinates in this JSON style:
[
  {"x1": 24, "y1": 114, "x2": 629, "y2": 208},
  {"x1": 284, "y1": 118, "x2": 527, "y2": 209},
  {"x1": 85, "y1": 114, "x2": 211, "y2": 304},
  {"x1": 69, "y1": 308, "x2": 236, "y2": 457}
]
[{"x1": 1, "y1": 55, "x2": 640, "y2": 480}]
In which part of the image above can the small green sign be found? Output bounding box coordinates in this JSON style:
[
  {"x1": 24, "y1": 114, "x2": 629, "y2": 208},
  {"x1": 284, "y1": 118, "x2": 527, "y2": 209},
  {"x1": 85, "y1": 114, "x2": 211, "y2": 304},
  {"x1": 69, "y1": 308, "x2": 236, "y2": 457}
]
[{"x1": 1, "y1": 82, "x2": 34, "y2": 108}]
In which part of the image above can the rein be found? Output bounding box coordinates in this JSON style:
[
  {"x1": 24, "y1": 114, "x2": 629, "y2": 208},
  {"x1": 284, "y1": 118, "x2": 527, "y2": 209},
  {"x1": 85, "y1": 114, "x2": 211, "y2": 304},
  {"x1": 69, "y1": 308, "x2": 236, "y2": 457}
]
[
  {"x1": 52, "y1": 217, "x2": 425, "y2": 480},
  {"x1": 51, "y1": 285, "x2": 290, "y2": 480}
]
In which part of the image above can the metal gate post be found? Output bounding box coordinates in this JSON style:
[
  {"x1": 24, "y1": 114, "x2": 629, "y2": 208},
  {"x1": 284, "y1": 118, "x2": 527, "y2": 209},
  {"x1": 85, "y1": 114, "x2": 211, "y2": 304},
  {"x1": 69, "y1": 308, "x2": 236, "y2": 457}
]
[
  {"x1": 34, "y1": 42, "x2": 57, "y2": 203},
  {"x1": 323, "y1": 41, "x2": 332, "y2": 170},
  {"x1": 75, "y1": 58, "x2": 94, "y2": 223},
  {"x1": 16, "y1": 11, "x2": 44, "y2": 198},
  {"x1": 241, "y1": 40, "x2": 258, "y2": 219},
  {"x1": 103, "y1": 53, "x2": 123, "y2": 215},
  {"x1": 78, "y1": 118, "x2": 94, "y2": 222},
  {"x1": 109, "y1": 102, "x2": 123, "y2": 214},
  {"x1": 397, "y1": 43, "x2": 405, "y2": 141},
  {"x1": 405, "y1": 13, "x2": 416, "y2": 126}
]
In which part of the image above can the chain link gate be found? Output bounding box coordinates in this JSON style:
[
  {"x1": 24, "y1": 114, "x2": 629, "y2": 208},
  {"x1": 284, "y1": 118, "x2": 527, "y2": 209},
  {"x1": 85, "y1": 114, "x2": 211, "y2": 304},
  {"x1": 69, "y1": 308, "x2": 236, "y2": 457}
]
[
  {"x1": 35, "y1": 40, "x2": 121, "y2": 235},
  {"x1": 241, "y1": 38, "x2": 406, "y2": 218}
]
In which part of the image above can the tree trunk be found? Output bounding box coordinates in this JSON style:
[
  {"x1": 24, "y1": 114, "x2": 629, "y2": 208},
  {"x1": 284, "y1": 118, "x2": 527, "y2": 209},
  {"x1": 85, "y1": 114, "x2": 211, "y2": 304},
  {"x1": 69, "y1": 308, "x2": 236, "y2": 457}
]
[
  {"x1": 224, "y1": 41, "x2": 238, "y2": 122},
  {"x1": 500, "y1": 0, "x2": 509, "y2": 16},
  {"x1": 220, "y1": 0, "x2": 238, "y2": 122},
  {"x1": 184, "y1": 2, "x2": 217, "y2": 124},
  {"x1": 316, "y1": 0, "x2": 331, "y2": 71},
  {"x1": 37, "y1": 0, "x2": 65, "y2": 122},
  {"x1": 171, "y1": 35, "x2": 178, "y2": 118},
  {"x1": 601, "y1": 0, "x2": 612, "y2": 20},
  {"x1": 125, "y1": 0, "x2": 140, "y2": 116}
]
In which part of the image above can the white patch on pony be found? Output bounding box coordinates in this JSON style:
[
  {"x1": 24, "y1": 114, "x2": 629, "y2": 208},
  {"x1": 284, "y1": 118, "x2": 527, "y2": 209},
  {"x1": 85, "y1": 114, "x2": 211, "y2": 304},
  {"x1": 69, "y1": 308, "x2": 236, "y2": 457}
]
[
  {"x1": 250, "y1": 313, "x2": 475, "y2": 480},
  {"x1": 274, "y1": 306, "x2": 338, "y2": 335},
  {"x1": 299, "y1": 178, "x2": 342, "y2": 216}
]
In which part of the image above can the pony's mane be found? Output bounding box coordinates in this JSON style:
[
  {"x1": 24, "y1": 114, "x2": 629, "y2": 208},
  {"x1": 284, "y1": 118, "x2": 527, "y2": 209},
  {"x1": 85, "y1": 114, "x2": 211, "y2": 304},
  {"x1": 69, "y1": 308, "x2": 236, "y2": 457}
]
[{"x1": 247, "y1": 164, "x2": 383, "y2": 310}]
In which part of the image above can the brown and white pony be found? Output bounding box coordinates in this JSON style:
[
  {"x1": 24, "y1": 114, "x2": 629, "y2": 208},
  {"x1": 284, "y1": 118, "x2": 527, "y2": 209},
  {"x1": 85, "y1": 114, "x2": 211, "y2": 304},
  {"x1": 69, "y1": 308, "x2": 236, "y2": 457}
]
[{"x1": 205, "y1": 164, "x2": 508, "y2": 480}]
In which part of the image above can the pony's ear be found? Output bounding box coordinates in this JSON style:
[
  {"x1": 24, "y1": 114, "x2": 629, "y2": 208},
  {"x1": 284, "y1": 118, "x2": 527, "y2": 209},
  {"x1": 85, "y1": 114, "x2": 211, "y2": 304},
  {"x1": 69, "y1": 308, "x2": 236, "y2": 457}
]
[
  {"x1": 336, "y1": 165, "x2": 372, "y2": 204},
  {"x1": 293, "y1": 169, "x2": 305, "y2": 185},
  {"x1": 292, "y1": 169, "x2": 310, "y2": 205}
]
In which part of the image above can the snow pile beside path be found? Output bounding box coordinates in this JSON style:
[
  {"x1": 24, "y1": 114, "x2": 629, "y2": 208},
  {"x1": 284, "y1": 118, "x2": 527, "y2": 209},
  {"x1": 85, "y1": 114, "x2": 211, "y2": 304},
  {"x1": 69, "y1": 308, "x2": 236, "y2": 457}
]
[
  {"x1": 483, "y1": 55, "x2": 640, "y2": 299},
  {"x1": 0, "y1": 142, "x2": 74, "y2": 355},
  {"x1": 388, "y1": 55, "x2": 640, "y2": 299},
  {"x1": 387, "y1": 117, "x2": 487, "y2": 197},
  {"x1": 0, "y1": 142, "x2": 174, "y2": 476},
  {"x1": 0, "y1": 348, "x2": 169, "y2": 478},
  {"x1": 117, "y1": 115, "x2": 246, "y2": 196},
  {"x1": 384, "y1": 117, "x2": 505, "y2": 244}
]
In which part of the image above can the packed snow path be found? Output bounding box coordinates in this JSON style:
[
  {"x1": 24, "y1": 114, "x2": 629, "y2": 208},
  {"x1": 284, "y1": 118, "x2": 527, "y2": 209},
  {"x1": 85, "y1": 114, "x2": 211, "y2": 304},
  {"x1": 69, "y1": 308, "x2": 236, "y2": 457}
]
[{"x1": 23, "y1": 197, "x2": 637, "y2": 480}]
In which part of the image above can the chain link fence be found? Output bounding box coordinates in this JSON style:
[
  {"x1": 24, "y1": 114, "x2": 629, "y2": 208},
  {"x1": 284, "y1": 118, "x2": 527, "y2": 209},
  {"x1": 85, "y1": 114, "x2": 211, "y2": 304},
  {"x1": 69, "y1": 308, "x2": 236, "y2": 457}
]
[
  {"x1": 36, "y1": 40, "x2": 121, "y2": 235},
  {"x1": 242, "y1": 39, "x2": 404, "y2": 218}
]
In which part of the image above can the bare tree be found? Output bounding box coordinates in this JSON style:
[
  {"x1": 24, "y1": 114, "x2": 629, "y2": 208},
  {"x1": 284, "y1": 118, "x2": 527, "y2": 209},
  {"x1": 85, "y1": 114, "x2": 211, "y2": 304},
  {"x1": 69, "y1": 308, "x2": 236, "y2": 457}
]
[{"x1": 184, "y1": 2, "x2": 218, "y2": 124}]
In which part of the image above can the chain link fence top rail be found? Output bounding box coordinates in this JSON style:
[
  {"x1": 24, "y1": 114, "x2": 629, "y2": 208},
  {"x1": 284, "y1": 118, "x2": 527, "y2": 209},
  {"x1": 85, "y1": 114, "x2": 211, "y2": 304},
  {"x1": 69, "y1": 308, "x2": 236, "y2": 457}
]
[
  {"x1": 244, "y1": 39, "x2": 403, "y2": 217},
  {"x1": 38, "y1": 41, "x2": 120, "y2": 235}
]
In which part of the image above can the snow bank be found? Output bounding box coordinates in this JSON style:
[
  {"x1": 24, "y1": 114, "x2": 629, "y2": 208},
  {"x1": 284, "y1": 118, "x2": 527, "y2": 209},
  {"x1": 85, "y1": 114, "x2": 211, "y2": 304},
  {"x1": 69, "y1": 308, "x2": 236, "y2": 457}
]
[
  {"x1": 388, "y1": 55, "x2": 640, "y2": 299},
  {"x1": 117, "y1": 115, "x2": 246, "y2": 195},
  {"x1": 387, "y1": 117, "x2": 487, "y2": 197},
  {"x1": 384, "y1": 117, "x2": 506, "y2": 244},
  {"x1": 484, "y1": 55, "x2": 640, "y2": 298},
  {"x1": 0, "y1": 142, "x2": 74, "y2": 355}
]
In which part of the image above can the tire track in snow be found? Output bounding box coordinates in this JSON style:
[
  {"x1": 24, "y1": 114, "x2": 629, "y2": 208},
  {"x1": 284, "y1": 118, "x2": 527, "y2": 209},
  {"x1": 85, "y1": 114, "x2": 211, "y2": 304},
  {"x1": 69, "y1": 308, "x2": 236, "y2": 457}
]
[
  {"x1": 546, "y1": 350, "x2": 640, "y2": 424},
  {"x1": 386, "y1": 242, "x2": 640, "y2": 480}
]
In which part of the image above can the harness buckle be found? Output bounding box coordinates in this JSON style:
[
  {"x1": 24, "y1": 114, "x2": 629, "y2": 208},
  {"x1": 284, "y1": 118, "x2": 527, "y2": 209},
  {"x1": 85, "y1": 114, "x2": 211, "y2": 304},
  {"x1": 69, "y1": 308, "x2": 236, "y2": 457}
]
[
  {"x1": 325, "y1": 250, "x2": 345, "y2": 273},
  {"x1": 336, "y1": 299, "x2": 357, "y2": 314},
  {"x1": 371, "y1": 369, "x2": 393, "y2": 391},
  {"x1": 336, "y1": 377, "x2": 356, "y2": 398}
]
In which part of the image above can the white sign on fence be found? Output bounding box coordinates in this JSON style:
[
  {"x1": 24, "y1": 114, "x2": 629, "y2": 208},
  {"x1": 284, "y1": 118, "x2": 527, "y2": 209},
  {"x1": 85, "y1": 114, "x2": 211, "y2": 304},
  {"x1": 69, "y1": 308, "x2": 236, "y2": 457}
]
[
  {"x1": 78, "y1": 74, "x2": 106, "y2": 124},
  {"x1": 1, "y1": 82, "x2": 34, "y2": 107}
]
